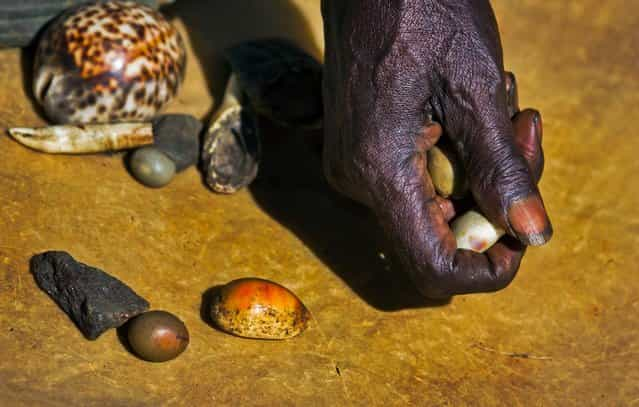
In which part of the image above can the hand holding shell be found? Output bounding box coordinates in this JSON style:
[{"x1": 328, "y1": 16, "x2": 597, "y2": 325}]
[{"x1": 427, "y1": 103, "x2": 545, "y2": 253}]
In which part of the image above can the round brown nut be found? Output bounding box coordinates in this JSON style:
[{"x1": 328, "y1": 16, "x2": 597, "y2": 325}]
[
  {"x1": 127, "y1": 310, "x2": 189, "y2": 362},
  {"x1": 210, "y1": 278, "x2": 310, "y2": 340},
  {"x1": 33, "y1": 1, "x2": 186, "y2": 124}
]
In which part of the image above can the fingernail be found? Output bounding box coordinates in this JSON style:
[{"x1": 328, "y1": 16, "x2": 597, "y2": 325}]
[
  {"x1": 507, "y1": 195, "x2": 553, "y2": 246},
  {"x1": 505, "y1": 72, "x2": 519, "y2": 118},
  {"x1": 532, "y1": 110, "x2": 543, "y2": 142},
  {"x1": 513, "y1": 111, "x2": 537, "y2": 155},
  {"x1": 513, "y1": 110, "x2": 544, "y2": 182},
  {"x1": 505, "y1": 71, "x2": 517, "y2": 94},
  {"x1": 530, "y1": 110, "x2": 544, "y2": 182},
  {"x1": 435, "y1": 196, "x2": 456, "y2": 222}
]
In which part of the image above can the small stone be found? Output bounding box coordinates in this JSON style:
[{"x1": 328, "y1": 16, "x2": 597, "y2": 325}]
[
  {"x1": 505, "y1": 71, "x2": 519, "y2": 118},
  {"x1": 30, "y1": 251, "x2": 149, "y2": 340},
  {"x1": 152, "y1": 114, "x2": 203, "y2": 172},
  {"x1": 129, "y1": 146, "x2": 176, "y2": 188},
  {"x1": 126, "y1": 310, "x2": 189, "y2": 362}
]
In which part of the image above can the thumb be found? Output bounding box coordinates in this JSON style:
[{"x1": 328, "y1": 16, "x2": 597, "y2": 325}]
[{"x1": 450, "y1": 85, "x2": 552, "y2": 246}]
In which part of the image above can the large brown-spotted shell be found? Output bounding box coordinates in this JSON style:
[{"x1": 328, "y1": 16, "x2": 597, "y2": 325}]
[
  {"x1": 210, "y1": 278, "x2": 310, "y2": 340},
  {"x1": 33, "y1": 1, "x2": 186, "y2": 124}
]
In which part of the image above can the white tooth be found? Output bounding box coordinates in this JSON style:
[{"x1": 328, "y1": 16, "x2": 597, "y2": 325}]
[
  {"x1": 452, "y1": 210, "x2": 505, "y2": 253},
  {"x1": 8, "y1": 123, "x2": 153, "y2": 154}
]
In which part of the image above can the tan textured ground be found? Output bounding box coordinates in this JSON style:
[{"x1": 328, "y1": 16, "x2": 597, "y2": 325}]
[{"x1": 0, "y1": 1, "x2": 637, "y2": 405}]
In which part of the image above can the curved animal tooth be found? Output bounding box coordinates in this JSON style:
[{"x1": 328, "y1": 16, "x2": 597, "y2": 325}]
[
  {"x1": 8, "y1": 123, "x2": 153, "y2": 154},
  {"x1": 451, "y1": 210, "x2": 505, "y2": 253}
]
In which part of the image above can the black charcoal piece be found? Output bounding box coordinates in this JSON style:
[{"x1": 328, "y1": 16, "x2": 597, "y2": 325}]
[
  {"x1": 30, "y1": 251, "x2": 149, "y2": 340},
  {"x1": 226, "y1": 38, "x2": 323, "y2": 128},
  {"x1": 152, "y1": 114, "x2": 203, "y2": 172}
]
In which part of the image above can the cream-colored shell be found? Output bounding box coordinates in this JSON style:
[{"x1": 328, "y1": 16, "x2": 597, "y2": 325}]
[{"x1": 451, "y1": 210, "x2": 505, "y2": 253}]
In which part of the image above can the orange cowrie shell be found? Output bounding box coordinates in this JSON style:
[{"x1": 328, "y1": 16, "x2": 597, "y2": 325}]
[{"x1": 210, "y1": 278, "x2": 310, "y2": 340}]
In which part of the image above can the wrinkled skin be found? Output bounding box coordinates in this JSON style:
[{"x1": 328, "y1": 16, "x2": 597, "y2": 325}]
[{"x1": 321, "y1": 0, "x2": 553, "y2": 299}]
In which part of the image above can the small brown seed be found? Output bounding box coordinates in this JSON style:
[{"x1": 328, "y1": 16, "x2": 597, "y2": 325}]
[
  {"x1": 126, "y1": 310, "x2": 189, "y2": 362},
  {"x1": 427, "y1": 143, "x2": 468, "y2": 198},
  {"x1": 210, "y1": 278, "x2": 310, "y2": 340}
]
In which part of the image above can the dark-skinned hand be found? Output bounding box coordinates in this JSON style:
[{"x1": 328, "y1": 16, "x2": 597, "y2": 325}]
[{"x1": 320, "y1": 0, "x2": 552, "y2": 299}]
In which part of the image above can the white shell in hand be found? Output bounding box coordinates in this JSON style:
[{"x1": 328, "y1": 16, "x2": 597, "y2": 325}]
[{"x1": 452, "y1": 210, "x2": 505, "y2": 253}]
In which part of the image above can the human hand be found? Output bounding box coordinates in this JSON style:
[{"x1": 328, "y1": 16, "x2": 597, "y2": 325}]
[{"x1": 320, "y1": 0, "x2": 552, "y2": 298}]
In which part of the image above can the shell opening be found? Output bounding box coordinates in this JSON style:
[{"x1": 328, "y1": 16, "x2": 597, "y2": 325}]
[{"x1": 34, "y1": 71, "x2": 54, "y2": 103}]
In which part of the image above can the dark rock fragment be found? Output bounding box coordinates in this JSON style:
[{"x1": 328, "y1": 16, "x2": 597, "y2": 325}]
[
  {"x1": 30, "y1": 251, "x2": 149, "y2": 340},
  {"x1": 152, "y1": 114, "x2": 203, "y2": 172}
]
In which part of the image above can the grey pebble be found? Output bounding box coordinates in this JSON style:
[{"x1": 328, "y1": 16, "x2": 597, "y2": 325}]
[
  {"x1": 130, "y1": 146, "x2": 176, "y2": 188},
  {"x1": 152, "y1": 114, "x2": 203, "y2": 172}
]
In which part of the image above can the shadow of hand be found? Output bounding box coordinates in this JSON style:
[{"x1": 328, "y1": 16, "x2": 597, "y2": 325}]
[
  {"x1": 249, "y1": 121, "x2": 448, "y2": 311},
  {"x1": 170, "y1": 0, "x2": 448, "y2": 311}
]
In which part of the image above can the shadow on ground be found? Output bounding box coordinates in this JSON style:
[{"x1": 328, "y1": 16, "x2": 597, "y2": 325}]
[
  {"x1": 164, "y1": 0, "x2": 322, "y2": 120},
  {"x1": 168, "y1": 0, "x2": 447, "y2": 311}
]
